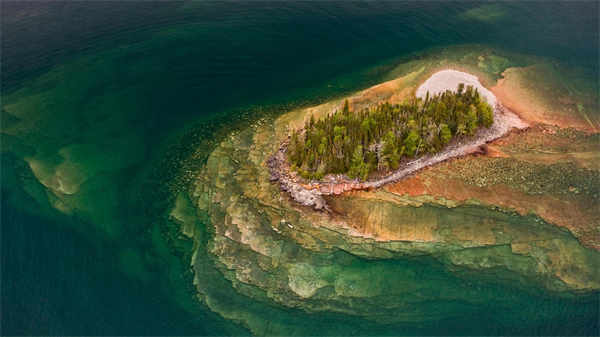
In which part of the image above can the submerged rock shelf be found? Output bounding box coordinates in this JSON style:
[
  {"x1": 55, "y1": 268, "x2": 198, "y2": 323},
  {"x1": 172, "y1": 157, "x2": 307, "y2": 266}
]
[{"x1": 188, "y1": 53, "x2": 600, "y2": 335}]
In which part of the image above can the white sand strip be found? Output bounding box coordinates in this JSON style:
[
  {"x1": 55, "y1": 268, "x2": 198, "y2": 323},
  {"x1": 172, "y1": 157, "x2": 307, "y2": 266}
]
[{"x1": 416, "y1": 69, "x2": 497, "y2": 106}]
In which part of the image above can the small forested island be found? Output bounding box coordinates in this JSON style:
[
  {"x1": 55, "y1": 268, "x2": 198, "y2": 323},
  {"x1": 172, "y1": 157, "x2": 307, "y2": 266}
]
[{"x1": 287, "y1": 84, "x2": 493, "y2": 181}]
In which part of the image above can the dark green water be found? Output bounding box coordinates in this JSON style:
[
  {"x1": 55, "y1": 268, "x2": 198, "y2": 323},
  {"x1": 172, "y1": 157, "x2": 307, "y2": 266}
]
[{"x1": 2, "y1": 2, "x2": 598, "y2": 335}]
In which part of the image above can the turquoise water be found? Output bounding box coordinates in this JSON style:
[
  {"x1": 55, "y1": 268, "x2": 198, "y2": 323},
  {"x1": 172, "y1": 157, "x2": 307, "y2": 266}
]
[{"x1": 2, "y1": 2, "x2": 598, "y2": 335}]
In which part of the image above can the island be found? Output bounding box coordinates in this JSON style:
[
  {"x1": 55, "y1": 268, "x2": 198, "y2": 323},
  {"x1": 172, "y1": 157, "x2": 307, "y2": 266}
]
[{"x1": 269, "y1": 70, "x2": 527, "y2": 210}]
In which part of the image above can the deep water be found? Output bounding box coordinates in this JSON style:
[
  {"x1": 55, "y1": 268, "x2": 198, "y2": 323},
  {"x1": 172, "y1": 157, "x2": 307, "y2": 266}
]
[{"x1": 1, "y1": 2, "x2": 599, "y2": 335}]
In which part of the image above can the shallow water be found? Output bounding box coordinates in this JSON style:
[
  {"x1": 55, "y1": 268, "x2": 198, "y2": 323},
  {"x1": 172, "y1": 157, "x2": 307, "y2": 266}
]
[{"x1": 2, "y1": 2, "x2": 599, "y2": 335}]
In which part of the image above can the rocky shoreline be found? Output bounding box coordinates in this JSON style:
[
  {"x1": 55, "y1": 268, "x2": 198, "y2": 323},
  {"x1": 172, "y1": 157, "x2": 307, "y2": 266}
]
[{"x1": 268, "y1": 102, "x2": 528, "y2": 210}]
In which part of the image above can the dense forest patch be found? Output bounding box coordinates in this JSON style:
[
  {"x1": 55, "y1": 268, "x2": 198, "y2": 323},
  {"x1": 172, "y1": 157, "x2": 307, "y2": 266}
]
[{"x1": 288, "y1": 84, "x2": 494, "y2": 180}]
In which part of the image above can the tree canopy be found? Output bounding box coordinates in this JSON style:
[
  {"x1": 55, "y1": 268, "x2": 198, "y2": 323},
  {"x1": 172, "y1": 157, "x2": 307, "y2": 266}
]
[{"x1": 288, "y1": 84, "x2": 494, "y2": 181}]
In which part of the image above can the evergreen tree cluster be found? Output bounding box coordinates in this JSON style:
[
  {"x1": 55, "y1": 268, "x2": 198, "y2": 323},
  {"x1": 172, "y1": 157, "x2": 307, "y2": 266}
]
[{"x1": 288, "y1": 84, "x2": 494, "y2": 181}]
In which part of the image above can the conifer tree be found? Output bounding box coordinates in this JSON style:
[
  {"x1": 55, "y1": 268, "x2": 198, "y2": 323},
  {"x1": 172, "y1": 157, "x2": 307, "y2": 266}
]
[
  {"x1": 343, "y1": 99, "x2": 350, "y2": 115},
  {"x1": 466, "y1": 105, "x2": 478, "y2": 136},
  {"x1": 404, "y1": 130, "x2": 420, "y2": 157},
  {"x1": 478, "y1": 101, "x2": 494, "y2": 128},
  {"x1": 349, "y1": 145, "x2": 367, "y2": 179},
  {"x1": 440, "y1": 123, "x2": 452, "y2": 145}
]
